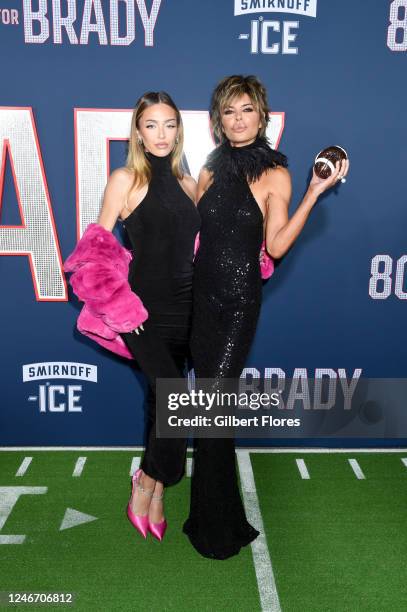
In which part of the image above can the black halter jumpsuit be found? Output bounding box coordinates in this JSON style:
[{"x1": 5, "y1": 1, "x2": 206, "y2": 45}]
[
  {"x1": 119, "y1": 151, "x2": 200, "y2": 487},
  {"x1": 182, "y1": 136, "x2": 288, "y2": 559}
]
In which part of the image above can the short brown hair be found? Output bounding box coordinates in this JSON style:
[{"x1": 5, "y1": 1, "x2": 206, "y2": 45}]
[{"x1": 210, "y1": 75, "x2": 270, "y2": 143}]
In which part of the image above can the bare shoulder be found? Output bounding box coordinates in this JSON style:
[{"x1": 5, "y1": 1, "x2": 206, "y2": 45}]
[
  {"x1": 98, "y1": 167, "x2": 134, "y2": 228},
  {"x1": 198, "y1": 166, "x2": 213, "y2": 191},
  {"x1": 263, "y1": 164, "x2": 291, "y2": 182},
  {"x1": 108, "y1": 166, "x2": 134, "y2": 188},
  {"x1": 104, "y1": 167, "x2": 136, "y2": 209},
  {"x1": 199, "y1": 166, "x2": 213, "y2": 184},
  {"x1": 261, "y1": 165, "x2": 291, "y2": 193},
  {"x1": 182, "y1": 173, "x2": 197, "y2": 188},
  {"x1": 181, "y1": 173, "x2": 198, "y2": 201}
]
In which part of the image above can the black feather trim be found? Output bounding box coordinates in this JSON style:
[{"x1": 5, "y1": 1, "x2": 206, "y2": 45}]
[{"x1": 205, "y1": 136, "x2": 288, "y2": 184}]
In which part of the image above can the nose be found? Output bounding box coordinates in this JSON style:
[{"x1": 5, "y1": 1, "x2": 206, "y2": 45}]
[{"x1": 158, "y1": 124, "x2": 165, "y2": 138}]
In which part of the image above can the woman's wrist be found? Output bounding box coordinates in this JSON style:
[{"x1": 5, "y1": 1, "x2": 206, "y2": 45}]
[{"x1": 305, "y1": 185, "x2": 320, "y2": 205}]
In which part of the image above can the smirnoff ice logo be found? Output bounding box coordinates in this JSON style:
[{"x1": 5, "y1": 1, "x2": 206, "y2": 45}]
[
  {"x1": 22, "y1": 361, "x2": 98, "y2": 413},
  {"x1": 234, "y1": 0, "x2": 318, "y2": 54}
]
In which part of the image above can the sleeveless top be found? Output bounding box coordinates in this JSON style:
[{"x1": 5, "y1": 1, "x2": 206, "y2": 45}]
[
  {"x1": 193, "y1": 136, "x2": 288, "y2": 309},
  {"x1": 118, "y1": 151, "x2": 200, "y2": 315}
]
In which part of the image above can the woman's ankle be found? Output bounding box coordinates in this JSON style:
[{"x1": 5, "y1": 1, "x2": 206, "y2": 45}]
[
  {"x1": 140, "y1": 472, "x2": 156, "y2": 492},
  {"x1": 153, "y1": 481, "x2": 164, "y2": 496},
  {"x1": 148, "y1": 492, "x2": 164, "y2": 522}
]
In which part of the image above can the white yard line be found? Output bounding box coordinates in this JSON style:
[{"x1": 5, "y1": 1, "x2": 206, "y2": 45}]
[
  {"x1": 237, "y1": 449, "x2": 281, "y2": 612},
  {"x1": 129, "y1": 456, "x2": 141, "y2": 475},
  {"x1": 348, "y1": 458, "x2": 366, "y2": 479},
  {"x1": 186, "y1": 457, "x2": 193, "y2": 477},
  {"x1": 295, "y1": 458, "x2": 310, "y2": 479},
  {"x1": 15, "y1": 457, "x2": 32, "y2": 476},
  {"x1": 72, "y1": 456, "x2": 87, "y2": 477}
]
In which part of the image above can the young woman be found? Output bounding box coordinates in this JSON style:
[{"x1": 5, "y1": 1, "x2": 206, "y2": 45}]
[
  {"x1": 182, "y1": 75, "x2": 349, "y2": 559},
  {"x1": 65, "y1": 91, "x2": 200, "y2": 541}
]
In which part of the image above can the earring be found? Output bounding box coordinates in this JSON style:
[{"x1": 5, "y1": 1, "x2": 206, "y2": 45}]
[
  {"x1": 137, "y1": 136, "x2": 143, "y2": 145},
  {"x1": 175, "y1": 136, "x2": 179, "y2": 144}
]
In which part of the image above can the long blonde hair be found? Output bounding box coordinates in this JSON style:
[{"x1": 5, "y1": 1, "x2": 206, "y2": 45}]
[{"x1": 126, "y1": 91, "x2": 185, "y2": 199}]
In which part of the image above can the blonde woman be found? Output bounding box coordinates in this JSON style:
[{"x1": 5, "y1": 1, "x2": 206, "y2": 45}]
[{"x1": 67, "y1": 91, "x2": 200, "y2": 541}]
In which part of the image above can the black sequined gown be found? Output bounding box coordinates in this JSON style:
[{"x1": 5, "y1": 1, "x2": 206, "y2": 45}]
[
  {"x1": 182, "y1": 136, "x2": 288, "y2": 559},
  {"x1": 119, "y1": 151, "x2": 200, "y2": 487}
]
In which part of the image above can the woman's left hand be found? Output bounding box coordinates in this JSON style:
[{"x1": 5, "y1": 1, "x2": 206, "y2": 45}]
[{"x1": 309, "y1": 158, "x2": 350, "y2": 198}]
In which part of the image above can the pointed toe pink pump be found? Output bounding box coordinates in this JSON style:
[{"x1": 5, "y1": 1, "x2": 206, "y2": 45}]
[
  {"x1": 148, "y1": 489, "x2": 167, "y2": 541},
  {"x1": 127, "y1": 468, "x2": 154, "y2": 539}
]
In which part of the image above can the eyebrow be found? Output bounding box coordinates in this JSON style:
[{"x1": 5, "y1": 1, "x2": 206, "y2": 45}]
[
  {"x1": 224, "y1": 103, "x2": 254, "y2": 110},
  {"x1": 144, "y1": 118, "x2": 177, "y2": 123}
]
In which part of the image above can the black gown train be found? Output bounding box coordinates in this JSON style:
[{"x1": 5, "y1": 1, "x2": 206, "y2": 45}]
[{"x1": 182, "y1": 136, "x2": 288, "y2": 559}]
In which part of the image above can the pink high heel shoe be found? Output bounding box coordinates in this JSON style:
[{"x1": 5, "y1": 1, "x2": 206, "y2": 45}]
[
  {"x1": 127, "y1": 468, "x2": 154, "y2": 539},
  {"x1": 148, "y1": 489, "x2": 167, "y2": 541}
]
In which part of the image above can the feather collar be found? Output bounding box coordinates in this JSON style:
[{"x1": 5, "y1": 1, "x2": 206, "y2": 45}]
[{"x1": 205, "y1": 136, "x2": 288, "y2": 183}]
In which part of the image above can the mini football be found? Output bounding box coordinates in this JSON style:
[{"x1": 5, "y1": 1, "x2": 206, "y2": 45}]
[{"x1": 314, "y1": 145, "x2": 348, "y2": 181}]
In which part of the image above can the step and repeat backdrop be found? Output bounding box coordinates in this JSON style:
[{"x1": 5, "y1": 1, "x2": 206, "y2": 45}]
[{"x1": 0, "y1": 1, "x2": 406, "y2": 446}]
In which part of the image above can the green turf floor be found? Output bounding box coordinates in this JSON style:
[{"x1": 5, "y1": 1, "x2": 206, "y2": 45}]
[
  {"x1": 0, "y1": 451, "x2": 260, "y2": 611},
  {"x1": 252, "y1": 452, "x2": 407, "y2": 612},
  {"x1": 1, "y1": 450, "x2": 406, "y2": 611}
]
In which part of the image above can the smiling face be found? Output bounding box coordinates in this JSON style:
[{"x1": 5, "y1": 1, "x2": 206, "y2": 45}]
[
  {"x1": 220, "y1": 93, "x2": 262, "y2": 147},
  {"x1": 137, "y1": 103, "x2": 179, "y2": 156}
]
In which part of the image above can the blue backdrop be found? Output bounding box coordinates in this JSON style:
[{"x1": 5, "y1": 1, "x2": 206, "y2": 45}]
[{"x1": 0, "y1": 0, "x2": 406, "y2": 445}]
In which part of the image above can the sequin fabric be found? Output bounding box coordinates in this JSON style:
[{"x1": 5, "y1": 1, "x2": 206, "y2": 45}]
[
  {"x1": 190, "y1": 153, "x2": 264, "y2": 379},
  {"x1": 183, "y1": 137, "x2": 286, "y2": 559}
]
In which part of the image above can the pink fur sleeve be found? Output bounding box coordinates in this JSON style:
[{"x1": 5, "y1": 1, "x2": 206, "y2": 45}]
[{"x1": 64, "y1": 223, "x2": 148, "y2": 333}]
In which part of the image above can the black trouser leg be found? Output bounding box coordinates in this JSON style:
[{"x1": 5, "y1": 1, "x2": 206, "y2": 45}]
[{"x1": 120, "y1": 320, "x2": 189, "y2": 487}]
